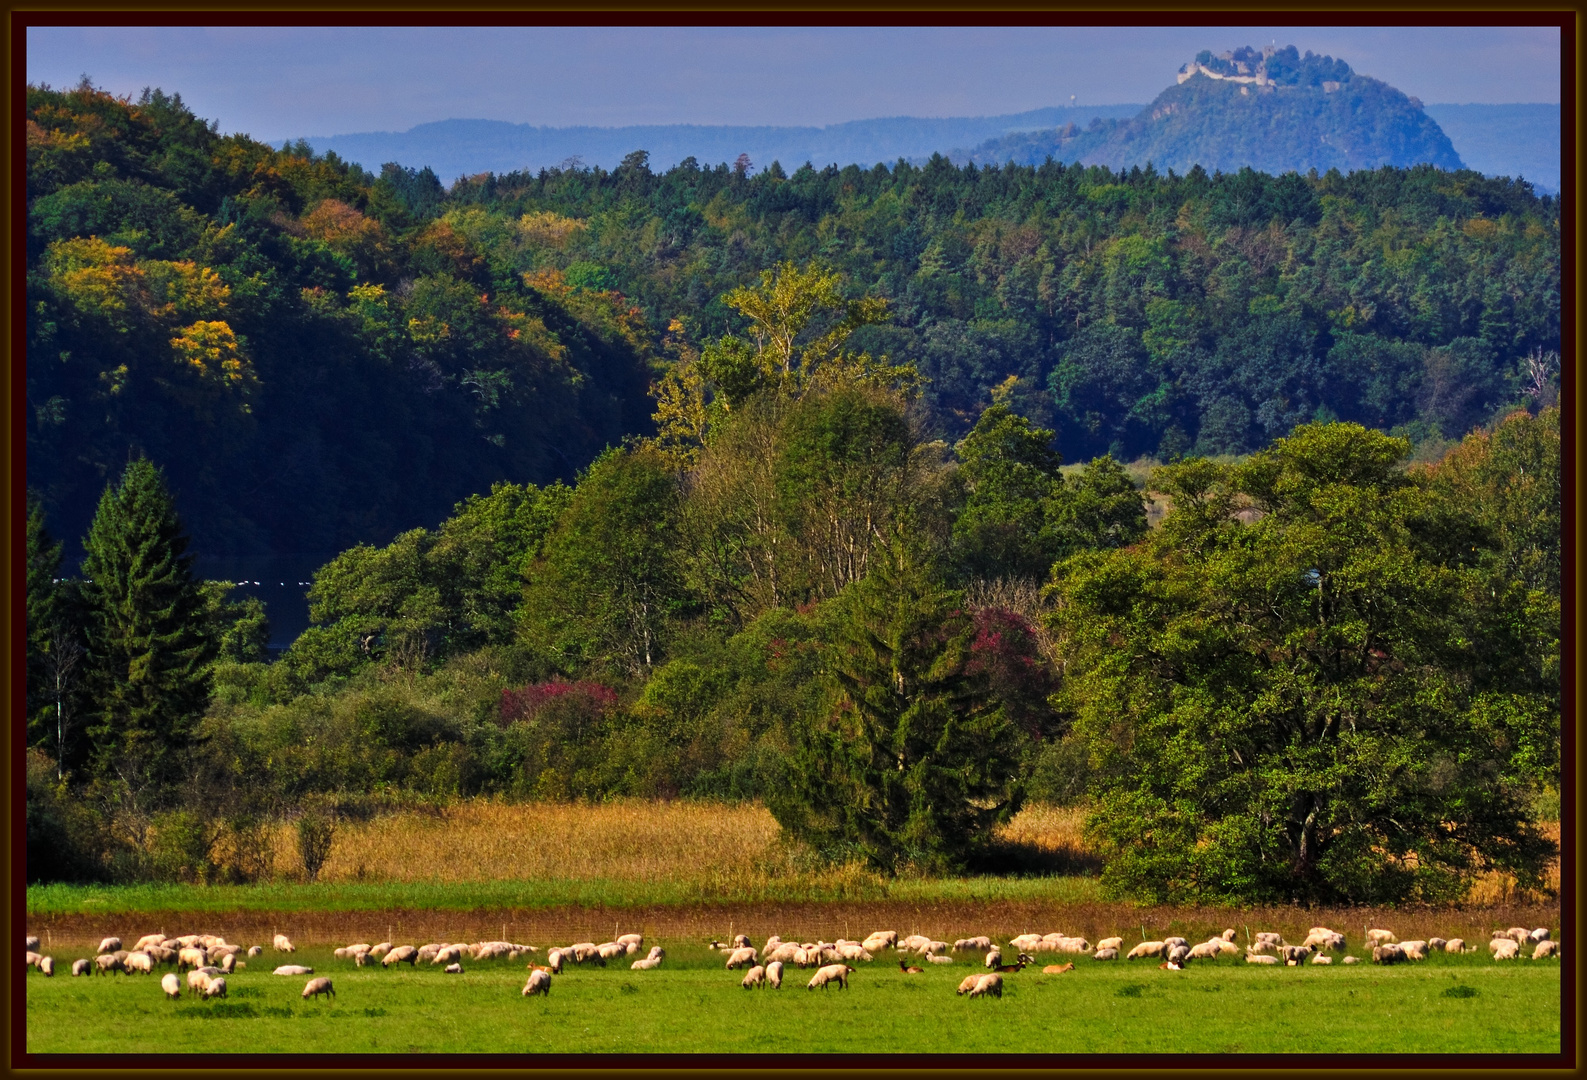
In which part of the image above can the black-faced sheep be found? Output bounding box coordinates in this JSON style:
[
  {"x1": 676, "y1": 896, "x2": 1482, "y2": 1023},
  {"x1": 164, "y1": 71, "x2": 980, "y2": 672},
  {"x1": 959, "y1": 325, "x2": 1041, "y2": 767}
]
[
  {"x1": 201, "y1": 976, "x2": 227, "y2": 999},
  {"x1": 725, "y1": 947, "x2": 758, "y2": 970},
  {"x1": 303, "y1": 976, "x2": 334, "y2": 1000},
  {"x1": 97, "y1": 937, "x2": 121, "y2": 955},
  {"x1": 523, "y1": 969, "x2": 551, "y2": 996},
  {"x1": 71, "y1": 958, "x2": 91, "y2": 977},
  {"x1": 162, "y1": 972, "x2": 181, "y2": 999}
]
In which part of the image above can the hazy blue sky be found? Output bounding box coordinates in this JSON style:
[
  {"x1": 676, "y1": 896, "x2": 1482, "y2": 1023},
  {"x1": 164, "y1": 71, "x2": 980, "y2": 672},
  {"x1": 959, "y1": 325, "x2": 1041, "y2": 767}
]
[{"x1": 27, "y1": 25, "x2": 1561, "y2": 141}]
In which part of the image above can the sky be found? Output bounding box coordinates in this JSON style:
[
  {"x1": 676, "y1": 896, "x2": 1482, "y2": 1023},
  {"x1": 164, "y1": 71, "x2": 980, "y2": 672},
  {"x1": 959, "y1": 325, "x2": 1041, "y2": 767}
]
[{"x1": 26, "y1": 25, "x2": 1561, "y2": 142}]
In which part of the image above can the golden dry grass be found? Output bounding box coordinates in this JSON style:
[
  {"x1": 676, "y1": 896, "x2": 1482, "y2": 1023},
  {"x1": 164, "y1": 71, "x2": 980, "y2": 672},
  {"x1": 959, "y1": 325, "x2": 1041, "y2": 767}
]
[{"x1": 1464, "y1": 820, "x2": 1561, "y2": 906}]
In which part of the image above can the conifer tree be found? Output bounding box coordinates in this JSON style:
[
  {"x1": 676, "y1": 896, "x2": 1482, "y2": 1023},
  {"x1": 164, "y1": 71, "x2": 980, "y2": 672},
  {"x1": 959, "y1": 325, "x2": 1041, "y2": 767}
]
[
  {"x1": 25, "y1": 493, "x2": 62, "y2": 743},
  {"x1": 80, "y1": 459, "x2": 214, "y2": 786}
]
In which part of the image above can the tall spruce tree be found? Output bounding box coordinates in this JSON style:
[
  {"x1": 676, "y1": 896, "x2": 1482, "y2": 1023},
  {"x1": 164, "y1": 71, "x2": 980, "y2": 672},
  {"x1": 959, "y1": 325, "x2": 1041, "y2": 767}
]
[{"x1": 80, "y1": 459, "x2": 214, "y2": 786}]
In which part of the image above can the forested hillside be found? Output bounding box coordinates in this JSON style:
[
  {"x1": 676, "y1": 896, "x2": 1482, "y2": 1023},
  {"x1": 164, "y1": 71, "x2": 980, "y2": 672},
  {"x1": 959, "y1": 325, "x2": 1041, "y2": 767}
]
[{"x1": 27, "y1": 79, "x2": 1559, "y2": 559}]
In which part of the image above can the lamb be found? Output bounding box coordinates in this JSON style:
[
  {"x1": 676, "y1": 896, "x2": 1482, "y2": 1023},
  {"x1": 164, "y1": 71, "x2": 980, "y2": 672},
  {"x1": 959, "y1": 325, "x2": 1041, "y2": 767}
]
[
  {"x1": 274, "y1": 964, "x2": 314, "y2": 975},
  {"x1": 1366, "y1": 929, "x2": 1396, "y2": 946},
  {"x1": 444, "y1": 963, "x2": 463, "y2": 974},
  {"x1": 1529, "y1": 927, "x2": 1551, "y2": 944},
  {"x1": 95, "y1": 953, "x2": 127, "y2": 976},
  {"x1": 71, "y1": 959, "x2": 92, "y2": 977},
  {"x1": 741, "y1": 965, "x2": 766, "y2": 989},
  {"x1": 1126, "y1": 941, "x2": 1168, "y2": 960},
  {"x1": 273, "y1": 934, "x2": 295, "y2": 953},
  {"x1": 926, "y1": 954, "x2": 954, "y2": 964},
  {"x1": 125, "y1": 951, "x2": 155, "y2": 975},
  {"x1": 523, "y1": 969, "x2": 552, "y2": 996},
  {"x1": 383, "y1": 946, "x2": 418, "y2": 967},
  {"x1": 162, "y1": 972, "x2": 182, "y2": 999},
  {"x1": 1373, "y1": 944, "x2": 1408, "y2": 965},
  {"x1": 1245, "y1": 953, "x2": 1280, "y2": 965},
  {"x1": 1444, "y1": 939, "x2": 1467, "y2": 953},
  {"x1": 954, "y1": 936, "x2": 993, "y2": 952},
  {"x1": 201, "y1": 976, "x2": 227, "y2": 999},
  {"x1": 1491, "y1": 939, "x2": 1520, "y2": 960},
  {"x1": 1532, "y1": 940, "x2": 1560, "y2": 960},
  {"x1": 984, "y1": 947, "x2": 1002, "y2": 968},
  {"x1": 39, "y1": 956, "x2": 54, "y2": 977},
  {"x1": 26, "y1": 935, "x2": 40, "y2": 952},
  {"x1": 1398, "y1": 941, "x2": 1428, "y2": 961},
  {"x1": 765, "y1": 960, "x2": 784, "y2": 989},
  {"x1": 807, "y1": 963, "x2": 855, "y2": 990},
  {"x1": 631, "y1": 947, "x2": 665, "y2": 971},
  {"x1": 725, "y1": 947, "x2": 758, "y2": 970},
  {"x1": 967, "y1": 973, "x2": 1003, "y2": 999},
  {"x1": 1092, "y1": 948, "x2": 1119, "y2": 961}
]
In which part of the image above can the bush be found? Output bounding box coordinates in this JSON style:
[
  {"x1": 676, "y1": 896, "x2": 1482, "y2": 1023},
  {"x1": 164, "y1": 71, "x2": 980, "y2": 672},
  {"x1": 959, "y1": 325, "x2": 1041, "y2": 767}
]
[{"x1": 296, "y1": 807, "x2": 336, "y2": 882}]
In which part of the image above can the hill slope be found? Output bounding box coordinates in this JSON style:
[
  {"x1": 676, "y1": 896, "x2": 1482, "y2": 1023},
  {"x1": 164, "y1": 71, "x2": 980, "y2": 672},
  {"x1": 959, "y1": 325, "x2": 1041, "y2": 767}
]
[{"x1": 964, "y1": 45, "x2": 1464, "y2": 176}]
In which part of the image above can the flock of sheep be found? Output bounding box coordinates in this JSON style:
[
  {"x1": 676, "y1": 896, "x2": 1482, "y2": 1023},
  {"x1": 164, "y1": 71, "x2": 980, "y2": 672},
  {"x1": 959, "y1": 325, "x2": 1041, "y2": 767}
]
[{"x1": 24, "y1": 921, "x2": 1560, "y2": 1007}]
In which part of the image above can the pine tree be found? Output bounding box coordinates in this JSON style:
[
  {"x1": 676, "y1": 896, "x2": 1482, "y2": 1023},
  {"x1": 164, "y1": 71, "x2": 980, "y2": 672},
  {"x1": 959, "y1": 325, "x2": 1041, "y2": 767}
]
[
  {"x1": 80, "y1": 459, "x2": 215, "y2": 786},
  {"x1": 768, "y1": 530, "x2": 1026, "y2": 873},
  {"x1": 25, "y1": 493, "x2": 62, "y2": 744}
]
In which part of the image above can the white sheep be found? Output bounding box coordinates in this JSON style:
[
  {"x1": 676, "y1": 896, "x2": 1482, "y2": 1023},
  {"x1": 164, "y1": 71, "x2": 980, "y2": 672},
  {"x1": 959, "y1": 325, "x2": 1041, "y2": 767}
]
[
  {"x1": 1092, "y1": 947, "x2": 1119, "y2": 961},
  {"x1": 1341, "y1": 956, "x2": 1360, "y2": 964},
  {"x1": 220, "y1": 953, "x2": 238, "y2": 974},
  {"x1": 174, "y1": 935, "x2": 202, "y2": 948},
  {"x1": 956, "y1": 974, "x2": 982, "y2": 994},
  {"x1": 1444, "y1": 938, "x2": 1467, "y2": 953},
  {"x1": 765, "y1": 960, "x2": 784, "y2": 989},
  {"x1": 187, "y1": 968, "x2": 213, "y2": 992},
  {"x1": 741, "y1": 964, "x2": 766, "y2": 989},
  {"x1": 967, "y1": 973, "x2": 1003, "y2": 998},
  {"x1": 201, "y1": 976, "x2": 227, "y2": 999},
  {"x1": 807, "y1": 963, "x2": 855, "y2": 990},
  {"x1": 1253, "y1": 932, "x2": 1284, "y2": 948},
  {"x1": 25, "y1": 936, "x2": 40, "y2": 952},
  {"x1": 725, "y1": 947, "x2": 758, "y2": 970},
  {"x1": 39, "y1": 956, "x2": 54, "y2": 977},
  {"x1": 444, "y1": 963, "x2": 463, "y2": 974},
  {"x1": 1532, "y1": 940, "x2": 1560, "y2": 959},
  {"x1": 1398, "y1": 941, "x2": 1428, "y2": 961},
  {"x1": 368, "y1": 942, "x2": 392, "y2": 958},
  {"x1": 545, "y1": 949, "x2": 565, "y2": 975},
  {"x1": 1279, "y1": 945, "x2": 1313, "y2": 964},
  {"x1": 617, "y1": 933, "x2": 644, "y2": 948},
  {"x1": 95, "y1": 953, "x2": 127, "y2": 976},
  {"x1": 1366, "y1": 929, "x2": 1396, "y2": 946},
  {"x1": 274, "y1": 964, "x2": 314, "y2": 975},
  {"x1": 1008, "y1": 934, "x2": 1043, "y2": 952},
  {"x1": 1096, "y1": 936, "x2": 1124, "y2": 952},
  {"x1": 1187, "y1": 941, "x2": 1224, "y2": 960},
  {"x1": 25, "y1": 951, "x2": 42, "y2": 969},
  {"x1": 1310, "y1": 953, "x2": 1332, "y2": 965},
  {"x1": 1245, "y1": 953, "x2": 1280, "y2": 965},
  {"x1": 597, "y1": 942, "x2": 626, "y2": 961},
  {"x1": 303, "y1": 976, "x2": 335, "y2": 1000},
  {"x1": 1530, "y1": 927, "x2": 1551, "y2": 944},
  {"x1": 162, "y1": 972, "x2": 182, "y2": 999},
  {"x1": 200, "y1": 935, "x2": 227, "y2": 948},
  {"x1": 96, "y1": 937, "x2": 121, "y2": 955},
  {"x1": 273, "y1": 934, "x2": 295, "y2": 953},
  {"x1": 1126, "y1": 941, "x2": 1168, "y2": 960},
  {"x1": 901, "y1": 934, "x2": 934, "y2": 952},
  {"x1": 861, "y1": 931, "x2": 897, "y2": 952},
  {"x1": 247, "y1": 945, "x2": 263, "y2": 957},
  {"x1": 984, "y1": 947, "x2": 1002, "y2": 968},
  {"x1": 631, "y1": 947, "x2": 665, "y2": 971},
  {"x1": 762, "y1": 943, "x2": 800, "y2": 965},
  {"x1": 954, "y1": 936, "x2": 993, "y2": 952},
  {"x1": 1505, "y1": 926, "x2": 1531, "y2": 944},
  {"x1": 926, "y1": 954, "x2": 954, "y2": 965},
  {"x1": 1054, "y1": 937, "x2": 1092, "y2": 954},
  {"x1": 1491, "y1": 939, "x2": 1520, "y2": 960},
  {"x1": 432, "y1": 945, "x2": 465, "y2": 966},
  {"x1": 837, "y1": 944, "x2": 873, "y2": 962},
  {"x1": 1372, "y1": 944, "x2": 1408, "y2": 965},
  {"x1": 1427, "y1": 937, "x2": 1447, "y2": 951},
  {"x1": 134, "y1": 934, "x2": 165, "y2": 952},
  {"x1": 178, "y1": 947, "x2": 207, "y2": 971},
  {"x1": 124, "y1": 951, "x2": 155, "y2": 975},
  {"x1": 1167, "y1": 945, "x2": 1192, "y2": 966},
  {"x1": 523, "y1": 969, "x2": 551, "y2": 996},
  {"x1": 71, "y1": 958, "x2": 91, "y2": 977},
  {"x1": 383, "y1": 946, "x2": 418, "y2": 967},
  {"x1": 1162, "y1": 936, "x2": 1189, "y2": 949}
]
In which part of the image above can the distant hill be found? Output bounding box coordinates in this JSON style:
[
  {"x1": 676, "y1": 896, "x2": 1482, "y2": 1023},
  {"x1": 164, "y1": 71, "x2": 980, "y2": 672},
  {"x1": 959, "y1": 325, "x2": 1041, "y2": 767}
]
[
  {"x1": 1422, "y1": 104, "x2": 1560, "y2": 194},
  {"x1": 290, "y1": 106, "x2": 1142, "y2": 182},
  {"x1": 961, "y1": 45, "x2": 1465, "y2": 177}
]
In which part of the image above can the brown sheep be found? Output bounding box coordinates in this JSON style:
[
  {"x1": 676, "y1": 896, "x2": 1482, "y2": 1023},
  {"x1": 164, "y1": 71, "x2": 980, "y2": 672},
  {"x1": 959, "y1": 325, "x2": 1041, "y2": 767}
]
[{"x1": 303, "y1": 977, "x2": 335, "y2": 1000}]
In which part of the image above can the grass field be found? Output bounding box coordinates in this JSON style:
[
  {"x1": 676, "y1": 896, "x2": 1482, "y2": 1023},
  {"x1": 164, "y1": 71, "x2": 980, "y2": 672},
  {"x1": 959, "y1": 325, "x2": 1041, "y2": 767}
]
[{"x1": 25, "y1": 941, "x2": 1561, "y2": 1055}]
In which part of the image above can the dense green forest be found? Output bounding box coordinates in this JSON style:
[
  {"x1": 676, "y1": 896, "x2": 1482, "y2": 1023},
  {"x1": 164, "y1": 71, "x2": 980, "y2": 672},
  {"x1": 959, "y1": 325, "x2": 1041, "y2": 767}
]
[
  {"x1": 27, "y1": 79, "x2": 1558, "y2": 558},
  {"x1": 25, "y1": 81, "x2": 1560, "y2": 904}
]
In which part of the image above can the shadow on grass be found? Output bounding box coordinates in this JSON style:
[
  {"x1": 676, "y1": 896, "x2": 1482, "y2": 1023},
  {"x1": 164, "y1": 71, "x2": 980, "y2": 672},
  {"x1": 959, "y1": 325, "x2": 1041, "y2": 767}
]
[{"x1": 966, "y1": 837, "x2": 1105, "y2": 878}]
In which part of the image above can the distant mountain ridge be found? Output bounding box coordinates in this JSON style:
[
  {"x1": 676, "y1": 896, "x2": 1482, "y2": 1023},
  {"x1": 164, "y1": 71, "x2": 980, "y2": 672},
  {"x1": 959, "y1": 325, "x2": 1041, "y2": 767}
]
[
  {"x1": 959, "y1": 45, "x2": 1467, "y2": 178},
  {"x1": 290, "y1": 106, "x2": 1143, "y2": 181}
]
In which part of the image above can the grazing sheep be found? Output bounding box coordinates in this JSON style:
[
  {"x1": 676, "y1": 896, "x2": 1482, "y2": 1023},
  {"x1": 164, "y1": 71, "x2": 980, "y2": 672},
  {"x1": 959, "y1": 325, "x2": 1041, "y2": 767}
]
[
  {"x1": 956, "y1": 974, "x2": 982, "y2": 994},
  {"x1": 273, "y1": 934, "x2": 295, "y2": 953},
  {"x1": 1279, "y1": 945, "x2": 1313, "y2": 964},
  {"x1": 1187, "y1": 941, "x2": 1224, "y2": 961},
  {"x1": 432, "y1": 945, "x2": 466, "y2": 966},
  {"x1": 274, "y1": 964, "x2": 314, "y2": 976},
  {"x1": 1532, "y1": 941, "x2": 1560, "y2": 960},
  {"x1": 1247, "y1": 939, "x2": 1278, "y2": 955},
  {"x1": 926, "y1": 954, "x2": 954, "y2": 965},
  {"x1": 302, "y1": 976, "x2": 334, "y2": 1000},
  {"x1": 162, "y1": 972, "x2": 182, "y2": 999},
  {"x1": 861, "y1": 933, "x2": 896, "y2": 953},
  {"x1": 220, "y1": 954, "x2": 238, "y2": 974},
  {"x1": 1491, "y1": 939, "x2": 1520, "y2": 960},
  {"x1": 1093, "y1": 948, "x2": 1119, "y2": 961},
  {"x1": 807, "y1": 963, "x2": 855, "y2": 990},
  {"x1": 1505, "y1": 926, "x2": 1531, "y2": 944},
  {"x1": 97, "y1": 937, "x2": 122, "y2": 955},
  {"x1": 1096, "y1": 937, "x2": 1124, "y2": 952},
  {"x1": 968, "y1": 973, "x2": 1003, "y2": 999},
  {"x1": 71, "y1": 958, "x2": 92, "y2": 977},
  {"x1": 95, "y1": 954, "x2": 126, "y2": 976},
  {"x1": 25, "y1": 951, "x2": 42, "y2": 969},
  {"x1": 765, "y1": 961, "x2": 784, "y2": 989},
  {"x1": 567, "y1": 943, "x2": 602, "y2": 965},
  {"x1": 1043, "y1": 963, "x2": 1076, "y2": 975},
  {"x1": 919, "y1": 940, "x2": 950, "y2": 957},
  {"x1": 1302, "y1": 930, "x2": 1346, "y2": 950},
  {"x1": 762, "y1": 943, "x2": 800, "y2": 965},
  {"x1": 186, "y1": 969, "x2": 213, "y2": 992},
  {"x1": 383, "y1": 947, "x2": 418, "y2": 968},
  {"x1": 124, "y1": 951, "x2": 155, "y2": 975},
  {"x1": 742, "y1": 965, "x2": 766, "y2": 989},
  {"x1": 1126, "y1": 941, "x2": 1168, "y2": 960},
  {"x1": 174, "y1": 935, "x2": 202, "y2": 948},
  {"x1": 1530, "y1": 927, "x2": 1551, "y2": 944},
  {"x1": 133, "y1": 934, "x2": 165, "y2": 952},
  {"x1": 1427, "y1": 937, "x2": 1447, "y2": 951},
  {"x1": 1366, "y1": 929, "x2": 1396, "y2": 946},
  {"x1": 1162, "y1": 936, "x2": 1189, "y2": 949},
  {"x1": 1342, "y1": 956, "x2": 1360, "y2": 965},
  {"x1": 145, "y1": 946, "x2": 177, "y2": 968},
  {"x1": 1311, "y1": 954, "x2": 1332, "y2": 965},
  {"x1": 444, "y1": 963, "x2": 463, "y2": 974},
  {"x1": 725, "y1": 947, "x2": 758, "y2": 970},
  {"x1": 1444, "y1": 939, "x2": 1467, "y2": 954},
  {"x1": 178, "y1": 947, "x2": 207, "y2": 971},
  {"x1": 731, "y1": 934, "x2": 751, "y2": 949},
  {"x1": 1220, "y1": 929, "x2": 1237, "y2": 942},
  {"x1": 247, "y1": 945, "x2": 263, "y2": 957},
  {"x1": 984, "y1": 947, "x2": 1002, "y2": 969},
  {"x1": 523, "y1": 969, "x2": 552, "y2": 996},
  {"x1": 545, "y1": 949, "x2": 565, "y2": 975},
  {"x1": 1245, "y1": 953, "x2": 1280, "y2": 965},
  {"x1": 1008, "y1": 934, "x2": 1043, "y2": 952},
  {"x1": 1253, "y1": 933, "x2": 1284, "y2": 948},
  {"x1": 39, "y1": 956, "x2": 54, "y2": 977},
  {"x1": 1488, "y1": 936, "x2": 1516, "y2": 954},
  {"x1": 1373, "y1": 944, "x2": 1408, "y2": 965},
  {"x1": 901, "y1": 934, "x2": 934, "y2": 952},
  {"x1": 1399, "y1": 941, "x2": 1428, "y2": 961},
  {"x1": 596, "y1": 942, "x2": 626, "y2": 962},
  {"x1": 26, "y1": 936, "x2": 40, "y2": 952},
  {"x1": 201, "y1": 977, "x2": 227, "y2": 1000},
  {"x1": 836, "y1": 944, "x2": 873, "y2": 963},
  {"x1": 1167, "y1": 945, "x2": 1192, "y2": 966},
  {"x1": 954, "y1": 936, "x2": 993, "y2": 952}
]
